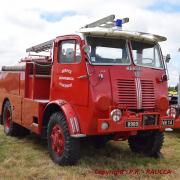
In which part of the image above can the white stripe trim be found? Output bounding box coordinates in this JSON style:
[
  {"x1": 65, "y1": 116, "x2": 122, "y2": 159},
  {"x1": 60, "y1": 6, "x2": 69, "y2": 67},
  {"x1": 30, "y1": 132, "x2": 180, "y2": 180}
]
[
  {"x1": 70, "y1": 118, "x2": 76, "y2": 133},
  {"x1": 73, "y1": 117, "x2": 80, "y2": 133}
]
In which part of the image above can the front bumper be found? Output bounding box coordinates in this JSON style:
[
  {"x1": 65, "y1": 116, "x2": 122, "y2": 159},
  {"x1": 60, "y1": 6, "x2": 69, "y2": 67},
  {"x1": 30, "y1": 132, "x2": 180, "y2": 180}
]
[{"x1": 97, "y1": 111, "x2": 180, "y2": 133}]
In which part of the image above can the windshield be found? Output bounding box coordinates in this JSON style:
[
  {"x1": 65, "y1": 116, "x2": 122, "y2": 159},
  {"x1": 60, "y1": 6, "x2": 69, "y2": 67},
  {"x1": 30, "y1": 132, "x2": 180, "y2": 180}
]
[
  {"x1": 131, "y1": 41, "x2": 164, "y2": 69},
  {"x1": 86, "y1": 36, "x2": 130, "y2": 65}
]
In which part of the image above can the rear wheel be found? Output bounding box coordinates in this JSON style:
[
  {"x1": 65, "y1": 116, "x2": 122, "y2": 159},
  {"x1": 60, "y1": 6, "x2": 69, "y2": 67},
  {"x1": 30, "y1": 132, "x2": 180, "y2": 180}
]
[
  {"x1": 128, "y1": 131, "x2": 164, "y2": 158},
  {"x1": 3, "y1": 100, "x2": 29, "y2": 136},
  {"x1": 3, "y1": 101, "x2": 18, "y2": 136},
  {"x1": 47, "y1": 112, "x2": 80, "y2": 165}
]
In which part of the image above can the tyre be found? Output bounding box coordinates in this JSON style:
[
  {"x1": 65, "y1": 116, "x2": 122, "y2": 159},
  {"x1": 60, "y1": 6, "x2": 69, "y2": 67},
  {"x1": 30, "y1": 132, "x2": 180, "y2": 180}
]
[
  {"x1": 3, "y1": 101, "x2": 30, "y2": 136},
  {"x1": 3, "y1": 101, "x2": 19, "y2": 136},
  {"x1": 128, "y1": 131, "x2": 164, "y2": 157},
  {"x1": 47, "y1": 112, "x2": 80, "y2": 165}
]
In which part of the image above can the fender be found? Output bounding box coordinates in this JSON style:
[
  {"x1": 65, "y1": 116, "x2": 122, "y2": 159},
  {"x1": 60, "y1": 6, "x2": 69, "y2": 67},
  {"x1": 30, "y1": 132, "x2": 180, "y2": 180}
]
[{"x1": 44, "y1": 100, "x2": 86, "y2": 137}]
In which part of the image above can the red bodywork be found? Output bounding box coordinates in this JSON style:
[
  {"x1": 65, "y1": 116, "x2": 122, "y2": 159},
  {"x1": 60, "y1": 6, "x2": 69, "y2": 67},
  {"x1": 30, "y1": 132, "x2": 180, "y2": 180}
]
[{"x1": 0, "y1": 34, "x2": 180, "y2": 140}]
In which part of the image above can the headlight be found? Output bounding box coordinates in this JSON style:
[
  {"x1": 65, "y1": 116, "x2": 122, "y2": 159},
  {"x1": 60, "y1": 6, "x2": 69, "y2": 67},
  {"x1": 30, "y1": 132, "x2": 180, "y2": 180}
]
[
  {"x1": 110, "y1": 109, "x2": 122, "y2": 122},
  {"x1": 167, "y1": 107, "x2": 176, "y2": 118}
]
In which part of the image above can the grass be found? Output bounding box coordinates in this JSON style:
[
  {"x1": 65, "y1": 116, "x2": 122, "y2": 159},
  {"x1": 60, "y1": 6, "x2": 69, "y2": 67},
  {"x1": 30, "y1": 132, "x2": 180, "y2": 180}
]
[{"x1": 0, "y1": 125, "x2": 180, "y2": 180}]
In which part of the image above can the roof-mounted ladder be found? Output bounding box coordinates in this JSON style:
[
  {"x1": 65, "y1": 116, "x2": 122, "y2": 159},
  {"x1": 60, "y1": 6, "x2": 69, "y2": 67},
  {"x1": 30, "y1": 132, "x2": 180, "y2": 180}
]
[
  {"x1": 82, "y1": 14, "x2": 129, "y2": 29},
  {"x1": 26, "y1": 15, "x2": 129, "y2": 53},
  {"x1": 79, "y1": 15, "x2": 166, "y2": 42},
  {"x1": 26, "y1": 39, "x2": 54, "y2": 53}
]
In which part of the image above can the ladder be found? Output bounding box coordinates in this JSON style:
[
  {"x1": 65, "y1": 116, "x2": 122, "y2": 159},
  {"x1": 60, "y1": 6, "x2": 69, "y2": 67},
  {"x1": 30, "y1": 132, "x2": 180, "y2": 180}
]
[
  {"x1": 82, "y1": 14, "x2": 129, "y2": 28},
  {"x1": 26, "y1": 15, "x2": 129, "y2": 53},
  {"x1": 26, "y1": 39, "x2": 54, "y2": 53}
]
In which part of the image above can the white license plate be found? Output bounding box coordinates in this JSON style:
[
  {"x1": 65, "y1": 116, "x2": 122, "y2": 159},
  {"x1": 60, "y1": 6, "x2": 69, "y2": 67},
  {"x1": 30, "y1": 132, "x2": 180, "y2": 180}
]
[
  {"x1": 126, "y1": 121, "x2": 139, "y2": 128},
  {"x1": 162, "y1": 120, "x2": 174, "y2": 126}
]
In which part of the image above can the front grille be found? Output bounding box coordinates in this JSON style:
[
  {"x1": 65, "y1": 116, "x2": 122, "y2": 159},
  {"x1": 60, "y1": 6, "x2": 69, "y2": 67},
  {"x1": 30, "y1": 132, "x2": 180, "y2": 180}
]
[
  {"x1": 116, "y1": 79, "x2": 137, "y2": 109},
  {"x1": 141, "y1": 80, "x2": 155, "y2": 109},
  {"x1": 116, "y1": 79, "x2": 155, "y2": 110}
]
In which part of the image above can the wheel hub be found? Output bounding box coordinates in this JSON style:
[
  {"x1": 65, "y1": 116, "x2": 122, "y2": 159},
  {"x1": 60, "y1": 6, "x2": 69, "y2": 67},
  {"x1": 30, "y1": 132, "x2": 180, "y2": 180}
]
[
  {"x1": 50, "y1": 124, "x2": 65, "y2": 156},
  {"x1": 5, "y1": 109, "x2": 11, "y2": 130}
]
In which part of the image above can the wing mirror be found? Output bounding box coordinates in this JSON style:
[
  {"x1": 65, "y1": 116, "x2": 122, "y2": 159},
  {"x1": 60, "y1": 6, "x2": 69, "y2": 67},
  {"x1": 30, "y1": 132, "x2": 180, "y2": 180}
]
[
  {"x1": 83, "y1": 45, "x2": 91, "y2": 54},
  {"x1": 165, "y1": 54, "x2": 171, "y2": 63}
]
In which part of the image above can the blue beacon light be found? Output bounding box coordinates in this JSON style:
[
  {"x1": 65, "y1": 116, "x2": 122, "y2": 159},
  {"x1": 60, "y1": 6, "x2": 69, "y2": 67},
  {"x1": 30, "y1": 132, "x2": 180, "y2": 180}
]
[{"x1": 115, "y1": 19, "x2": 122, "y2": 27}]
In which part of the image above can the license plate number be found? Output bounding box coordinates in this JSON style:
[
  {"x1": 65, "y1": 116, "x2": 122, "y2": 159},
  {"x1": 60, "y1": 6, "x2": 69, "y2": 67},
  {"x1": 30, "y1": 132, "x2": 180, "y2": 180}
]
[
  {"x1": 162, "y1": 120, "x2": 174, "y2": 126},
  {"x1": 126, "y1": 121, "x2": 139, "y2": 128}
]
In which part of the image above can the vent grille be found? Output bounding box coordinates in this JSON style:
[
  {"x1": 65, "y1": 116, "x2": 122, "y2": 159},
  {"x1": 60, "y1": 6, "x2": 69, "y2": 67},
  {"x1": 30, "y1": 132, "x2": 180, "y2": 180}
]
[
  {"x1": 116, "y1": 79, "x2": 155, "y2": 109},
  {"x1": 116, "y1": 79, "x2": 137, "y2": 109},
  {"x1": 141, "y1": 80, "x2": 155, "y2": 109}
]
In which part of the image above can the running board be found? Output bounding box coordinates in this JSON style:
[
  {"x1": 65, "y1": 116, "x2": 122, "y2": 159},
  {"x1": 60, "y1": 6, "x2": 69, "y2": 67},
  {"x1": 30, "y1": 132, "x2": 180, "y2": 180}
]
[{"x1": 71, "y1": 134, "x2": 86, "y2": 138}]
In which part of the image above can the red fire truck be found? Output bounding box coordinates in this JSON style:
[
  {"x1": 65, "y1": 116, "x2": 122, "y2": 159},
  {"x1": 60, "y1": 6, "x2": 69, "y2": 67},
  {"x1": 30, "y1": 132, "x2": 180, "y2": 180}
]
[{"x1": 0, "y1": 15, "x2": 180, "y2": 165}]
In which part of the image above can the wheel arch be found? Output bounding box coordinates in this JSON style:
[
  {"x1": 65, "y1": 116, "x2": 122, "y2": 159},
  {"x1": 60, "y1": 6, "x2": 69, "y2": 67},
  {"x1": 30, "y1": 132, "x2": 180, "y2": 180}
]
[{"x1": 41, "y1": 100, "x2": 81, "y2": 139}]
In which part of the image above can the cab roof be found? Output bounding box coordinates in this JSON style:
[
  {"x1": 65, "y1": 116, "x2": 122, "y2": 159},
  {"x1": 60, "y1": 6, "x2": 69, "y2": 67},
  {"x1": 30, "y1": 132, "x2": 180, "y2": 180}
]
[{"x1": 79, "y1": 27, "x2": 167, "y2": 44}]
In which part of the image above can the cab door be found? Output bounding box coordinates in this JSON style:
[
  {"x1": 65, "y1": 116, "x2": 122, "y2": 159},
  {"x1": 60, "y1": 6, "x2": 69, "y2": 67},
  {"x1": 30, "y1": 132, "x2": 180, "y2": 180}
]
[{"x1": 51, "y1": 36, "x2": 89, "y2": 106}]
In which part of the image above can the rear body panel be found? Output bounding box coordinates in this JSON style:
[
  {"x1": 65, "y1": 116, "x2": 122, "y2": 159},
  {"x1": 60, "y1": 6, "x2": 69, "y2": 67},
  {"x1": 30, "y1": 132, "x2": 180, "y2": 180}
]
[{"x1": 0, "y1": 65, "x2": 49, "y2": 135}]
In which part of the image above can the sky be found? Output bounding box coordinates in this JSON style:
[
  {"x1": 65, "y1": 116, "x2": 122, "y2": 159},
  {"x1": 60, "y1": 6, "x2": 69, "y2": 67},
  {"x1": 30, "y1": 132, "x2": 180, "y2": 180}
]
[{"x1": 0, "y1": 0, "x2": 180, "y2": 86}]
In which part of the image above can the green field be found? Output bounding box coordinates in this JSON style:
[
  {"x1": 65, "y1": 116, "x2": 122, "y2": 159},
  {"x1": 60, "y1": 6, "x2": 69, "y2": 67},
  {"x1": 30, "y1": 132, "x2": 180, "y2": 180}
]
[{"x1": 0, "y1": 125, "x2": 180, "y2": 180}]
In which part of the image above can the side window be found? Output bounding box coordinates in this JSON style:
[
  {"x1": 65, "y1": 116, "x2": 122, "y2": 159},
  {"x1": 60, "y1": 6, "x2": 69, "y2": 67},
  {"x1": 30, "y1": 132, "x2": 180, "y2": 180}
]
[
  {"x1": 154, "y1": 47, "x2": 163, "y2": 68},
  {"x1": 59, "y1": 40, "x2": 82, "y2": 64}
]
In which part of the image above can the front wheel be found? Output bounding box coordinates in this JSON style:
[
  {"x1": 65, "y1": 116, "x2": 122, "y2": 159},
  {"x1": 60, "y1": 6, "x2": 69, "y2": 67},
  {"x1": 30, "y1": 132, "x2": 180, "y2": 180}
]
[
  {"x1": 47, "y1": 112, "x2": 80, "y2": 165},
  {"x1": 128, "y1": 131, "x2": 164, "y2": 158}
]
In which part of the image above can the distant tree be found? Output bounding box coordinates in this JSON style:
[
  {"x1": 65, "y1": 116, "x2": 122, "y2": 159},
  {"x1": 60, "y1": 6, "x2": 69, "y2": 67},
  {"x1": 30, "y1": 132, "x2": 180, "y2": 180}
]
[
  {"x1": 168, "y1": 86, "x2": 175, "y2": 92},
  {"x1": 175, "y1": 84, "x2": 178, "y2": 92},
  {"x1": 168, "y1": 86, "x2": 178, "y2": 94}
]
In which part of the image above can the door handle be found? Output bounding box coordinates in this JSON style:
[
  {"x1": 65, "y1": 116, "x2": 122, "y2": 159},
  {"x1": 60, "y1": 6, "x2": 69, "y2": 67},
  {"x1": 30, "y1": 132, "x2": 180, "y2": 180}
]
[{"x1": 77, "y1": 75, "x2": 88, "y2": 79}]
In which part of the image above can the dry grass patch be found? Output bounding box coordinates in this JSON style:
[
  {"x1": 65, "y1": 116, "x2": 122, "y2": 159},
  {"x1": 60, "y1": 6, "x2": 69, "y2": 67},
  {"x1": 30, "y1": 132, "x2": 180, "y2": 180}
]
[{"x1": 0, "y1": 125, "x2": 180, "y2": 180}]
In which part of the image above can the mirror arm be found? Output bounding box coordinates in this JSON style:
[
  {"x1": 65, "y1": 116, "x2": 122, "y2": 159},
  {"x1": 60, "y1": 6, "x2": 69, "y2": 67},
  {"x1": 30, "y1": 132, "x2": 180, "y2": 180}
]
[{"x1": 165, "y1": 54, "x2": 171, "y2": 63}]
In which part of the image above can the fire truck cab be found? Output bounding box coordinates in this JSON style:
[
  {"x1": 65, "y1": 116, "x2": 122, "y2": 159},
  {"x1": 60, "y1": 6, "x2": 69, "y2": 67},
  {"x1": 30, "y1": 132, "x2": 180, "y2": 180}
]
[{"x1": 0, "y1": 15, "x2": 180, "y2": 165}]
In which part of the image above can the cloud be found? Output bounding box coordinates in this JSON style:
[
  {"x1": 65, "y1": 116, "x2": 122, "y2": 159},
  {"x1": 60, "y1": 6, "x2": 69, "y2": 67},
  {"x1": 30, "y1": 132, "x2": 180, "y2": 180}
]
[
  {"x1": 0, "y1": 0, "x2": 179, "y2": 86},
  {"x1": 40, "y1": 11, "x2": 77, "y2": 22},
  {"x1": 148, "y1": 2, "x2": 180, "y2": 12}
]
